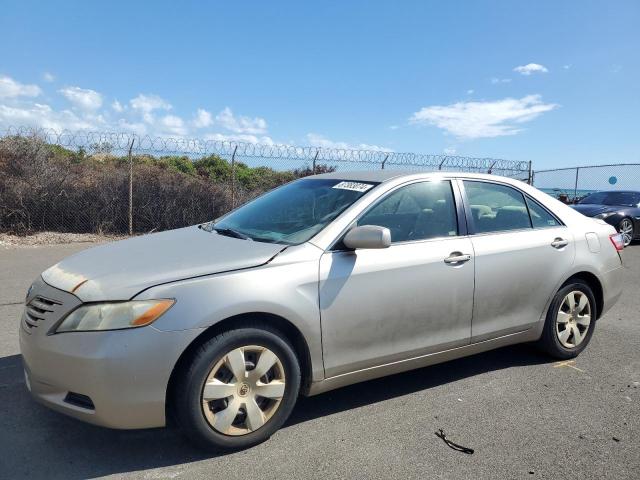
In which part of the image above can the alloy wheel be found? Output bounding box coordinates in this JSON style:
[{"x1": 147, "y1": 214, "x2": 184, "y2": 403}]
[
  {"x1": 201, "y1": 345, "x2": 286, "y2": 436},
  {"x1": 619, "y1": 219, "x2": 633, "y2": 246},
  {"x1": 555, "y1": 291, "x2": 591, "y2": 348}
]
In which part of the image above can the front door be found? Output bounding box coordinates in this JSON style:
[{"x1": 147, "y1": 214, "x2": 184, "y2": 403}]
[{"x1": 319, "y1": 180, "x2": 475, "y2": 378}]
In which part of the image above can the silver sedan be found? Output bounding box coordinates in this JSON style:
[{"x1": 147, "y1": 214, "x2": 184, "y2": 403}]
[{"x1": 20, "y1": 171, "x2": 624, "y2": 450}]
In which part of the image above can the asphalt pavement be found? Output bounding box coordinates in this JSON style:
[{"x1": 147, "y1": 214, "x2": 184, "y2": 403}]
[{"x1": 0, "y1": 242, "x2": 638, "y2": 479}]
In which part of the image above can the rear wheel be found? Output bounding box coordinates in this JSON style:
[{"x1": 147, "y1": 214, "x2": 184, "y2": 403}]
[
  {"x1": 538, "y1": 280, "x2": 596, "y2": 359},
  {"x1": 618, "y1": 218, "x2": 634, "y2": 246},
  {"x1": 173, "y1": 326, "x2": 301, "y2": 450}
]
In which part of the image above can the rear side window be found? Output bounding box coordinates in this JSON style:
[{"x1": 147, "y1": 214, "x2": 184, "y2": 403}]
[
  {"x1": 463, "y1": 181, "x2": 532, "y2": 233},
  {"x1": 526, "y1": 197, "x2": 561, "y2": 228},
  {"x1": 358, "y1": 181, "x2": 458, "y2": 242}
]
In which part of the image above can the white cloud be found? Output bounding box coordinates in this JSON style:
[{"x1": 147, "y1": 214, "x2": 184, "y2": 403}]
[
  {"x1": 204, "y1": 132, "x2": 274, "y2": 145},
  {"x1": 410, "y1": 94, "x2": 558, "y2": 139},
  {"x1": 159, "y1": 114, "x2": 187, "y2": 136},
  {"x1": 0, "y1": 75, "x2": 281, "y2": 144},
  {"x1": 193, "y1": 108, "x2": 213, "y2": 128},
  {"x1": 115, "y1": 118, "x2": 147, "y2": 135},
  {"x1": 129, "y1": 94, "x2": 172, "y2": 125},
  {"x1": 130, "y1": 94, "x2": 172, "y2": 113},
  {"x1": 215, "y1": 107, "x2": 267, "y2": 134},
  {"x1": 43, "y1": 72, "x2": 55, "y2": 82},
  {"x1": 59, "y1": 86, "x2": 103, "y2": 110},
  {"x1": 0, "y1": 75, "x2": 42, "y2": 98},
  {"x1": 305, "y1": 133, "x2": 391, "y2": 151},
  {"x1": 389, "y1": 125, "x2": 400, "y2": 130},
  {"x1": 0, "y1": 77, "x2": 110, "y2": 132},
  {"x1": 443, "y1": 147, "x2": 457, "y2": 155},
  {"x1": 513, "y1": 63, "x2": 549, "y2": 75},
  {"x1": 466, "y1": 89, "x2": 474, "y2": 95},
  {"x1": 0, "y1": 103, "x2": 93, "y2": 131},
  {"x1": 490, "y1": 77, "x2": 511, "y2": 84},
  {"x1": 563, "y1": 64, "x2": 571, "y2": 70}
]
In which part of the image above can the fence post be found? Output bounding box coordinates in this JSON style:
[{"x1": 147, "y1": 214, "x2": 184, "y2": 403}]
[
  {"x1": 231, "y1": 145, "x2": 238, "y2": 209},
  {"x1": 439, "y1": 156, "x2": 448, "y2": 171},
  {"x1": 312, "y1": 149, "x2": 319, "y2": 174},
  {"x1": 573, "y1": 167, "x2": 580, "y2": 201},
  {"x1": 381, "y1": 154, "x2": 389, "y2": 170},
  {"x1": 127, "y1": 137, "x2": 135, "y2": 236},
  {"x1": 527, "y1": 160, "x2": 533, "y2": 185}
]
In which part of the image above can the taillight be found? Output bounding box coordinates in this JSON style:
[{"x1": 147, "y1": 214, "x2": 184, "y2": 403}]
[{"x1": 609, "y1": 233, "x2": 624, "y2": 251}]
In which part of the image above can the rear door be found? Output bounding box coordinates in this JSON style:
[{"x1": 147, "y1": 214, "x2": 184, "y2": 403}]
[{"x1": 460, "y1": 179, "x2": 575, "y2": 341}]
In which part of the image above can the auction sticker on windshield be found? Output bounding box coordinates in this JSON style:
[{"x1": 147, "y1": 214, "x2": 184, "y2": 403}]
[{"x1": 332, "y1": 181, "x2": 375, "y2": 192}]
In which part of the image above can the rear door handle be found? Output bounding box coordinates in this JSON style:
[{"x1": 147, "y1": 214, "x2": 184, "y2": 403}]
[
  {"x1": 551, "y1": 238, "x2": 569, "y2": 249},
  {"x1": 444, "y1": 252, "x2": 472, "y2": 264}
]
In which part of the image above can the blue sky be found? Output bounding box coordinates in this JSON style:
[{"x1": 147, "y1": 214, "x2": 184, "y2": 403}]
[{"x1": 0, "y1": 0, "x2": 638, "y2": 168}]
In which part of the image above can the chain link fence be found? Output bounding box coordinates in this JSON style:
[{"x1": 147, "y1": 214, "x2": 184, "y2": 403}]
[
  {"x1": 533, "y1": 164, "x2": 640, "y2": 203},
  {"x1": 0, "y1": 126, "x2": 531, "y2": 235}
]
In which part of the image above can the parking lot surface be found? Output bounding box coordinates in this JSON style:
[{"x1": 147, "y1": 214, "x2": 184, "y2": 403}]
[{"x1": 1, "y1": 242, "x2": 638, "y2": 479}]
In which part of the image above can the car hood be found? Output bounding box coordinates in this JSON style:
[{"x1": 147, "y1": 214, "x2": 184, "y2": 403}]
[
  {"x1": 570, "y1": 204, "x2": 619, "y2": 217},
  {"x1": 42, "y1": 226, "x2": 286, "y2": 301}
]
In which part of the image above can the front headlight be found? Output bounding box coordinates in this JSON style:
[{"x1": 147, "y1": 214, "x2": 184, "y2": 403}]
[
  {"x1": 55, "y1": 299, "x2": 175, "y2": 333},
  {"x1": 594, "y1": 212, "x2": 615, "y2": 219}
]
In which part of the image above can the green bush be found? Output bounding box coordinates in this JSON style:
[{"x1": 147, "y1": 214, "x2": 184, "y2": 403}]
[{"x1": 0, "y1": 136, "x2": 337, "y2": 235}]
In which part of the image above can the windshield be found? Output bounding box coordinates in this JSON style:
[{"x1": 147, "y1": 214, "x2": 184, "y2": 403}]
[
  {"x1": 579, "y1": 191, "x2": 640, "y2": 207},
  {"x1": 210, "y1": 178, "x2": 379, "y2": 245}
]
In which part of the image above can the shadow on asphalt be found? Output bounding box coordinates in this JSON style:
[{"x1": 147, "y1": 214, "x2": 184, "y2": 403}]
[{"x1": 0, "y1": 344, "x2": 551, "y2": 479}]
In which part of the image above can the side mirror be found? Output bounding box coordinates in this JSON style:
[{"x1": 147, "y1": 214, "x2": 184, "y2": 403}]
[{"x1": 343, "y1": 225, "x2": 391, "y2": 250}]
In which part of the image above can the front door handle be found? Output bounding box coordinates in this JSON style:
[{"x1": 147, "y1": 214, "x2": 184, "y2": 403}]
[
  {"x1": 444, "y1": 252, "x2": 472, "y2": 264},
  {"x1": 551, "y1": 238, "x2": 569, "y2": 249}
]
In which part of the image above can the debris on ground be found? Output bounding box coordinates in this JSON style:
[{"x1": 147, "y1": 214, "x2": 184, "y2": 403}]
[
  {"x1": 435, "y1": 429, "x2": 474, "y2": 454},
  {"x1": 0, "y1": 232, "x2": 124, "y2": 248}
]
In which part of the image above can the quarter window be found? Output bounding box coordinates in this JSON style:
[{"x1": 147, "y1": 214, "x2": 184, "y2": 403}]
[
  {"x1": 463, "y1": 181, "x2": 532, "y2": 233},
  {"x1": 358, "y1": 181, "x2": 458, "y2": 242},
  {"x1": 526, "y1": 197, "x2": 560, "y2": 228}
]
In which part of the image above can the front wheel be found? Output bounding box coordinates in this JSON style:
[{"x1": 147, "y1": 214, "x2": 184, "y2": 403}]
[
  {"x1": 618, "y1": 218, "x2": 634, "y2": 246},
  {"x1": 538, "y1": 280, "x2": 596, "y2": 359},
  {"x1": 173, "y1": 326, "x2": 301, "y2": 451}
]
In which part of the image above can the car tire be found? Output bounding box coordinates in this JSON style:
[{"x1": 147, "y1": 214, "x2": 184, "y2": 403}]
[
  {"x1": 173, "y1": 325, "x2": 301, "y2": 451},
  {"x1": 618, "y1": 217, "x2": 634, "y2": 247},
  {"x1": 538, "y1": 280, "x2": 596, "y2": 360}
]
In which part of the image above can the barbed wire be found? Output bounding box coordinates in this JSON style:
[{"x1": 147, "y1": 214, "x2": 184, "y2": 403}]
[
  {"x1": 1, "y1": 125, "x2": 536, "y2": 236},
  {"x1": 2, "y1": 125, "x2": 530, "y2": 175}
]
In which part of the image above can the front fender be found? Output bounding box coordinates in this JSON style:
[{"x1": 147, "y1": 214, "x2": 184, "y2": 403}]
[{"x1": 133, "y1": 256, "x2": 324, "y2": 382}]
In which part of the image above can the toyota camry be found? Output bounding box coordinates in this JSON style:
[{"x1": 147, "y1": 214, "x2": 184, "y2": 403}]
[{"x1": 20, "y1": 171, "x2": 624, "y2": 450}]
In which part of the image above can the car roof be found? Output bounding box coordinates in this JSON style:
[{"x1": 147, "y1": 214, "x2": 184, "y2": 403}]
[{"x1": 311, "y1": 169, "x2": 520, "y2": 184}]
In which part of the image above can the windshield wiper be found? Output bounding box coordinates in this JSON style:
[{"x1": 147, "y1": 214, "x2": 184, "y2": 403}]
[{"x1": 213, "y1": 227, "x2": 252, "y2": 241}]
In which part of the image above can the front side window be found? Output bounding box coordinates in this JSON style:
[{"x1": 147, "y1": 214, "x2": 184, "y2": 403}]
[
  {"x1": 464, "y1": 181, "x2": 532, "y2": 233},
  {"x1": 358, "y1": 181, "x2": 458, "y2": 243},
  {"x1": 213, "y1": 178, "x2": 379, "y2": 244}
]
